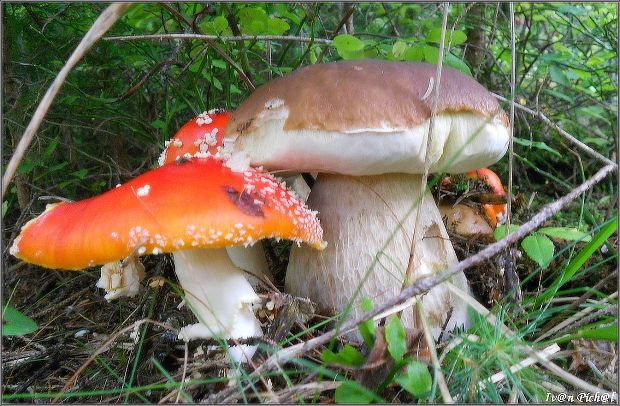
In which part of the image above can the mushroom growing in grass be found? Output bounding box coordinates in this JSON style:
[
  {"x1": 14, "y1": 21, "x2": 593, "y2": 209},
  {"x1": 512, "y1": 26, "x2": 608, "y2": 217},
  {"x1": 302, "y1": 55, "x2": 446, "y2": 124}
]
[
  {"x1": 10, "y1": 157, "x2": 324, "y2": 362},
  {"x1": 466, "y1": 168, "x2": 507, "y2": 228},
  {"x1": 439, "y1": 168, "x2": 508, "y2": 238},
  {"x1": 226, "y1": 60, "x2": 510, "y2": 338},
  {"x1": 158, "y1": 109, "x2": 272, "y2": 288}
]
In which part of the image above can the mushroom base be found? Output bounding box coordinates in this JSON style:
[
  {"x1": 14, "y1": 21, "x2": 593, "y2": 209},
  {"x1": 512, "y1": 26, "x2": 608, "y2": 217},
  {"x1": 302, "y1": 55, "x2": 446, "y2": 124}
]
[
  {"x1": 286, "y1": 173, "x2": 470, "y2": 340},
  {"x1": 173, "y1": 248, "x2": 263, "y2": 362}
]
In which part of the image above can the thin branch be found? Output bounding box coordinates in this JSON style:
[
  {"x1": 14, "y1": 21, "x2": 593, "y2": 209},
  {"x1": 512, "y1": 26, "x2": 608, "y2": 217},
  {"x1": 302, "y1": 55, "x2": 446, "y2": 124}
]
[
  {"x1": 403, "y1": 2, "x2": 449, "y2": 283},
  {"x1": 506, "y1": 3, "x2": 516, "y2": 232},
  {"x1": 156, "y1": 5, "x2": 255, "y2": 91},
  {"x1": 104, "y1": 33, "x2": 333, "y2": 45},
  {"x1": 219, "y1": 163, "x2": 615, "y2": 398},
  {"x1": 2, "y1": 3, "x2": 132, "y2": 195},
  {"x1": 539, "y1": 269, "x2": 618, "y2": 334},
  {"x1": 316, "y1": 5, "x2": 355, "y2": 63},
  {"x1": 493, "y1": 93, "x2": 618, "y2": 169},
  {"x1": 118, "y1": 59, "x2": 184, "y2": 100}
]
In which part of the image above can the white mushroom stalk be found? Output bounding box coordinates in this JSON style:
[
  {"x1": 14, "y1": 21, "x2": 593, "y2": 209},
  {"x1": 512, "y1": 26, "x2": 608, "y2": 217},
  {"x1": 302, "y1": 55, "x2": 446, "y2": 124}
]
[
  {"x1": 173, "y1": 249, "x2": 263, "y2": 362},
  {"x1": 286, "y1": 173, "x2": 470, "y2": 339}
]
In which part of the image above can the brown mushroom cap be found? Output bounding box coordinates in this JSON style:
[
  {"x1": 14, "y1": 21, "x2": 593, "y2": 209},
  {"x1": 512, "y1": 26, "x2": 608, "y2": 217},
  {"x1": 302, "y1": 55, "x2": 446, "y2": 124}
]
[
  {"x1": 11, "y1": 158, "x2": 324, "y2": 270},
  {"x1": 227, "y1": 60, "x2": 510, "y2": 175}
]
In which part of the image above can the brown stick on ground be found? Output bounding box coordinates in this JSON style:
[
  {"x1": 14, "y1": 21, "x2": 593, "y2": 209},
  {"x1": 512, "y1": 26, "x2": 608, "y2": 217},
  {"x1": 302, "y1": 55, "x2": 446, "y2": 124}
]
[{"x1": 212, "y1": 162, "x2": 616, "y2": 402}]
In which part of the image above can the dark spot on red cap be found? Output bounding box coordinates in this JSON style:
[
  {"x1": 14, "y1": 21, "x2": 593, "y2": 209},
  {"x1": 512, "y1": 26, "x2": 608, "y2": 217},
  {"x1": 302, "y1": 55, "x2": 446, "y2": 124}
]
[
  {"x1": 175, "y1": 156, "x2": 191, "y2": 165},
  {"x1": 223, "y1": 185, "x2": 264, "y2": 217},
  {"x1": 237, "y1": 118, "x2": 253, "y2": 134}
]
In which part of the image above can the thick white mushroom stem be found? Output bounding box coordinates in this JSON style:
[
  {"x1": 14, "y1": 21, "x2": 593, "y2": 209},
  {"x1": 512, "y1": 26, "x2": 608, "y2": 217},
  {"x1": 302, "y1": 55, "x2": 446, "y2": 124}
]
[
  {"x1": 173, "y1": 248, "x2": 263, "y2": 363},
  {"x1": 286, "y1": 173, "x2": 470, "y2": 340}
]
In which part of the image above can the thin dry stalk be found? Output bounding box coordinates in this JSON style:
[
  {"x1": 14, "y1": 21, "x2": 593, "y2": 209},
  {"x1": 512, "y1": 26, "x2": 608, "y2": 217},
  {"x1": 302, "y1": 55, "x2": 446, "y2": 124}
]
[
  {"x1": 506, "y1": 2, "x2": 516, "y2": 231},
  {"x1": 418, "y1": 301, "x2": 454, "y2": 403},
  {"x1": 57, "y1": 319, "x2": 179, "y2": 401},
  {"x1": 535, "y1": 291, "x2": 618, "y2": 342},
  {"x1": 104, "y1": 33, "x2": 333, "y2": 44},
  {"x1": 492, "y1": 93, "x2": 618, "y2": 170},
  {"x1": 403, "y1": 1, "x2": 450, "y2": 283},
  {"x1": 217, "y1": 162, "x2": 614, "y2": 399},
  {"x1": 2, "y1": 3, "x2": 131, "y2": 195},
  {"x1": 482, "y1": 343, "x2": 560, "y2": 386},
  {"x1": 175, "y1": 342, "x2": 189, "y2": 403}
]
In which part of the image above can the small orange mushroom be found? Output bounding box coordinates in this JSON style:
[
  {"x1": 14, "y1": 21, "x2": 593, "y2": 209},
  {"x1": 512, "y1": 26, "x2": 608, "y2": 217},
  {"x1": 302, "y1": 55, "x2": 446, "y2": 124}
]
[
  {"x1": 158, "y1": 109, "x2": 231, "y2": 166},
  {"x1": 465, "y1": 168, "x2": 507, "y2": 228}
]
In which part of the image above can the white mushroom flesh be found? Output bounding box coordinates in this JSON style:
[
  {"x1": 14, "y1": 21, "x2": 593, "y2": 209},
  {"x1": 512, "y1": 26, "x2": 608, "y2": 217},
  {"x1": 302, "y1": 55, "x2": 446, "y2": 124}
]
[
  {"x1": 173, "y1": 248, "x2": 263, "y2": 363},
  {"x1": 286, "y1": 173, "x2": 470, "y2": 340}
]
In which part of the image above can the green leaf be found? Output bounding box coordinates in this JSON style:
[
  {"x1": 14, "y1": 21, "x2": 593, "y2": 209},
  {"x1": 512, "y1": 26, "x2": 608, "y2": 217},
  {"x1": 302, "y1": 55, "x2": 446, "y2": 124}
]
[
  {"x1": 443, "y1": 52, "x2": 472, "y2": 76},
  {"x1": 385, "y1": 315, "x2": 407, "y2": 362},
  {"x1": 72, "y1": 168, "x2": 88, "y2": 180},
  {"x1": 536, "y1": 216, "x2": 617, "y2": 307},
  {"x1": 550, "y1": 65, "x2": 569, "y2": 86},
  {"x1": 513, "y1": 137, "x2": 562, "y2": 158},
  {"x1": 494, "y1": 224, "x2": 520, "y2": 241},
  {"x1": 213, "y1": 16, "x2": 228, "y2": 34},
  {"x1": 2, "y1": 305, "x2": 37, "y2": 336},
  {"x1": 239, "y1": 7, "x2": 269, "y2": 35},
  {"x1": 211, "y1": 59, "x2": 227, "y2": 69},
  {"x1": 337, "y1": 47, "x2": 367, "y2": 60},
  {"x1": 578, "y1": 323, "x2": 617, "y2": 342},
  {"x1": 151, "y1": 119, "x2": 166, "y2": 130},
  {"x1": 335, "y1": 380, "x2": 381, "y2": 404},
  {"x1": 17, "y1": 161, "x2": 35, "y2": 175},
  {"x1": 321, "y1": 344, "x2": 365, "y2": 367},
  {"x1": 332, "y1": 34, "x2": 364, "y2": 52},
  {"x1": 266, "y1": 18, "x2": 290, "y2": 35},
  {"x1": 249, "y1": 20, "x2": 266, "y2": 35},
  {"x1": 426, "y1": 28, "x2": 467, "y2": 45},
  {"x1": 521, "y1": 234, "x2": 555, "y2": 268},
  {"x1": 402, "y1": 45, "x2": 424, "y2": 62},
  {"x1": 557, "y1": 4, "x2": 586, "y2": 15},
  {"x1": 423, "y1": 45, "x2": 439, "y2": 64},
  {"x1": 392, "y1": 41, "x2": 408, "y2": 59},
  {"x1": 395, "y1": 360, "x2": 432, "y2": 397},
  {"x1": 582, "y1": 137, "x2": 609, "y2": 147},
  {"x1": 538, "y1": 227, "x2": 592, "y2": 242},
  {"x1": 358, "y1": 298, "x2": 375, "y2": 349},
  {"x1": 43, "y1": 137, "x2": 59, "y2": 160},
  {"x1": 2, "y1": 201, "x2": 8, "y2": 217}
]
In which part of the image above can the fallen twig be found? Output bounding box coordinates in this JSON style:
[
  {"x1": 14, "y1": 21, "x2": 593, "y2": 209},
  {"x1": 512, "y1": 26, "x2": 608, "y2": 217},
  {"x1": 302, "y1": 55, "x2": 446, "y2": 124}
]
[
  {"x1": 219, "y1": 163, "x2": 616, "y2": 398},
  {"x1": 480, "y1": 343, "x2": 560, "y2": 387}
]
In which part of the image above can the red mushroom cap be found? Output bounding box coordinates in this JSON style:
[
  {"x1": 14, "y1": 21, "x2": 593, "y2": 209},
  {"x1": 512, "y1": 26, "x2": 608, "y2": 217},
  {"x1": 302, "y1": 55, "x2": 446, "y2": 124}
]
[
  {"x1": 159, "y1": 110, "x2": 230, "y2": 166},
  {"x1": 11, "y1": 158, "x2": 324, "y2": 270},
  {"x1": 466, "y1": 168, "x2": 507, "y2": 227}
]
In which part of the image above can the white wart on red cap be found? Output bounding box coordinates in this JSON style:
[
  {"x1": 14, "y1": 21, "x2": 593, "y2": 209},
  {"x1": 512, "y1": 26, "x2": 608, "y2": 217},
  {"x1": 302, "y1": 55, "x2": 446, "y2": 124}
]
[{"x1": 227, "y1": 60, "x2": 509, "y2": 175}]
